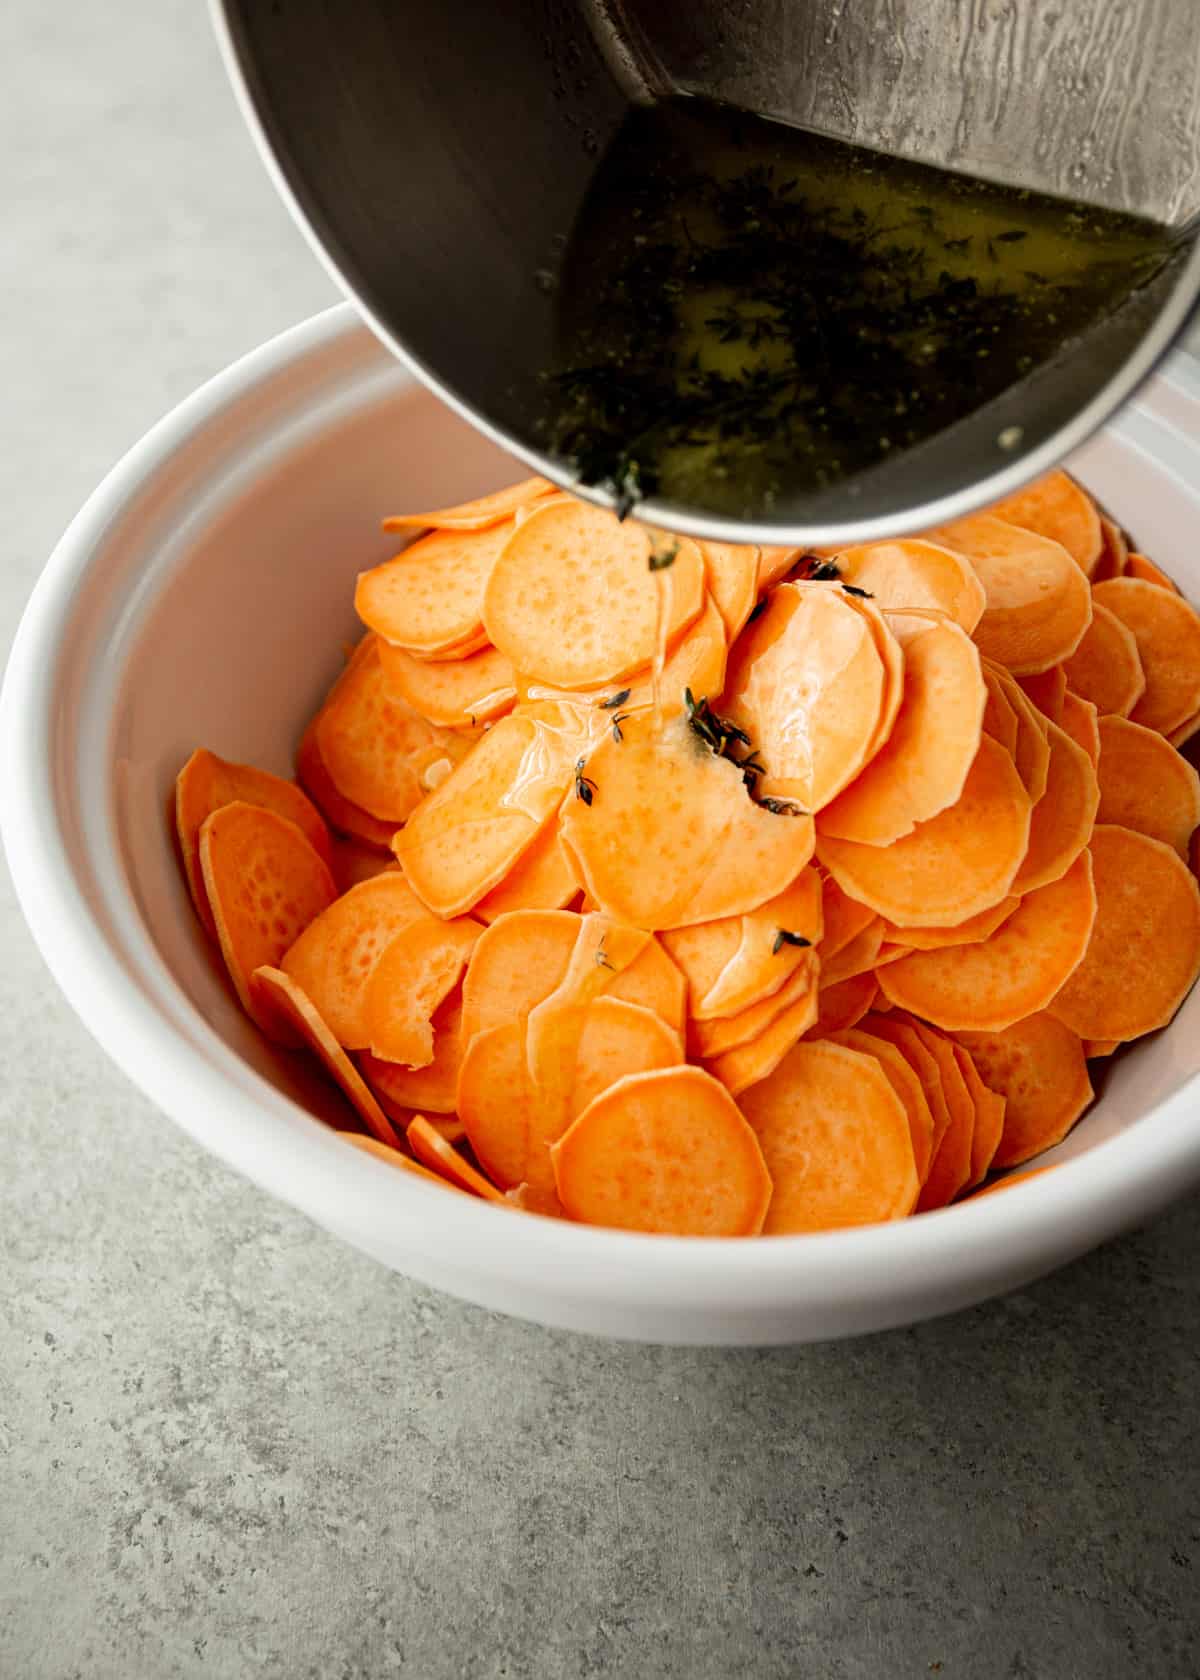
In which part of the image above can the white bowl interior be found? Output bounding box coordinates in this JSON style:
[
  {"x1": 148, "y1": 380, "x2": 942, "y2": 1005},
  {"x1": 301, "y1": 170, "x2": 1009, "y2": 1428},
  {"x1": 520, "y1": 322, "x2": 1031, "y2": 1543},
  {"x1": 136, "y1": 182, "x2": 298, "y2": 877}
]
[{"x1": 8, "y1": 307, "x2": 1200, "y2": 1342}]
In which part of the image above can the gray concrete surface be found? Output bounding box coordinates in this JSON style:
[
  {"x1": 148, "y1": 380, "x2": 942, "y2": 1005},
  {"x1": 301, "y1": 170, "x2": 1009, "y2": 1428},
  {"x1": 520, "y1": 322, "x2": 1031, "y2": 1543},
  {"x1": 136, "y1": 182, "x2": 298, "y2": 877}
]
[{"x1": 2, "y1": 5, "x2": 1199, "y2": 1676}]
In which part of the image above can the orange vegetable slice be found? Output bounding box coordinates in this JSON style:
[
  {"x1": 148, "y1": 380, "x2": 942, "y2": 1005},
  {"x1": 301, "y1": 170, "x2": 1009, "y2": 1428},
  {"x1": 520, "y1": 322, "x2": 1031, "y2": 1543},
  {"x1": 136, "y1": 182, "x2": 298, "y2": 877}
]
[
  {"x1": 692, "y1": 960, "x2": 820, "y2": 1059},
  {"x1": 704, "y1": 977, "x2": 821, "y2": 1096},
  {"x1": 365, "y1": 915, "x2": 482, "y2": 1066},
  {"x1": 329, "y1": 836, "x2": 399, "y2": 893},
  {"x1": 406, "y1": 1115, "x2": 505, "y2": 1202},
  {"x1": 296, "y1": 722, "x2": 397, "y2": 849},
  {"x1": 199, "y1": 802, "x2": 337, "y2": 1033},
  {"x1": 1058, "y1": 692, "x2": 1099, "y2": 767},
  {"x1": 1091, "y1": 516, "x2": 1128, "y2": 583},
  {"x1": 249, "y1": 967, "x2": 399, "y2": 1147},
  {"x1": 482, "y1": 500, "x2": 705, "y2": 689},
  {"x1": 876, "y1": 850, "x2": 1097, "y2": 1031},
  {"x1": 377, "y1": 639, "x2": 517, "y2": 729},
  {"x1": 858, "y1": 1014, "x2": 951, "y2": 1171},
  {"x1": 902, "y1": 1018, "x2": 974, "y2": 1212},
  {"x1": 356, "y1": 520, "x2": 516, "y2": 657},
  {"x1": 381, "y1": 476, "x2": 551, "y2": 532},
  {"x1": 832, "y1": 538, "x2": 985, "y2": 632},
  {"x1": 1092, "y1": 578, "x2": 1200, "y2": 737},
  {"x1": 809, "y1": 972, "x2": 878, "y2": 1035},
  {"x1": 817, "y1": 621, "x2": 985, "y2": 845},
  {"x1": 825, "y1": 1027, "x2": 935, "y2": 1183},
  {"x1": 1125, "y1": 552, "x2": 1177, "y2": 592},
  {"x1": 818, "y1": 873, "x2": 878, "y2": 963},
  {"x1": 664, "y1": 867, "x2": 822, "y2": 1022},
  {"x1": 723, "y1": 582, "x2": 893, "y2": 811},
  {"x1": 757, "y1": 545, "x2": 800, "y2": 589},
  {"x1": 700, "y1": 541, "x2": 760, "y2": 639},
  {"x1": 739, "y1": 1041, "x2": 916, "y2": 1232},
  {"x1": 1169, "y1": 709, "x2": 1200, "y2": 750},
  {"x1": 932, "y1": 514, "x2": 1092, "y2": 674},
  {"x1": 816, "y1": 735, "x2": 1031, "y2": 928},
  {"x1": 340, "y1": 1131, "x2": 457, "y2": 1189},
  {"x1": 880, "y1": 896, "x2": 1018, "y2": 951},
  {"x1": 460, "y1": 998, "x2": 683, "y2": 1193},
  {"x1": 1018, "y1": 665, "x2": 1066, "y2": 724},
  {"x1": 360, "y1": 995, "x2": 467, "y2": 1114},
  {"x1": 504, "y1": 1182, "x2": 567, "y2": 1218},
  {"x1": 988, "y1": 667, "x2": 1051, "y2": 801},
  {"x1": 1095, "y1": 715, "x2": 1200, "y2": 859},
  {"x1": 1011, "y1": 720, "x2": 1099, "y2": 894},
  {"x1": 981, "y1": 664, "x2": 1020, "y2": 759},
  {"x1": 551, "y1": 1066, "x2": 771, "y2": 1236},
  {"x1": 819, "y1": 920, "x2": 884, "y2": 987},
  {"x1": 176, "y1": 748, "x2": 333, "y2": 938},
  {"x1": 1047, "y1": 824, "x2": 1200, "y2": 1041},
  {"x1": 472, "y1": 823, "x2": 580, "y2": 922},
  {"x1": 281, "y1": 872, "x2": 429, "y2": 1048},
  {"x1": 986, "y1": 469, "x2": 1102, "y2": 577},
  {"x1": 559, "y1": 710, "x2": 815, "y2": 931},
  {"x1": 951, "y1": 1044, "x2": 1005, "y2": 1188},
  {"x1": 1061, "y1": 599, "x2": 1146, "y2": 719},
  {"x1": 956, "y1": 1014, "x2": 1093, "y2": 1168}
]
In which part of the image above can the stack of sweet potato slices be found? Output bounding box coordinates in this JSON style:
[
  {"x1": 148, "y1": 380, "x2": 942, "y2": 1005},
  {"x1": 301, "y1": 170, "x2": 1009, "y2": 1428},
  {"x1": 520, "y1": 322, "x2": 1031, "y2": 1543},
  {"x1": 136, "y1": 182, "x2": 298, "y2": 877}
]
[{"x1": 175, "y1": 467, "x2": 1200, "y2": 1235}]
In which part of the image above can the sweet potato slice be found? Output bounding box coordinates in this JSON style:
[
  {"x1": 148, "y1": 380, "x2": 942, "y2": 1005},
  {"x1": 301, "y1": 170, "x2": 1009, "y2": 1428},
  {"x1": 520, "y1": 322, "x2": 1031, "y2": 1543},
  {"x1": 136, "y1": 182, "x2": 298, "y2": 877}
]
[
  {"x1": 1061, "y1": 600, "x2": 1146, "y2": 719},
  {"x1": 832, "y1": 539, "x2": 985, "y2": 633},
  {"x1": 551, "y1": 1066, "x2": 771, "y2": 1236},
  {"x1": 880, "y1": 896, "x2": 1018, "y2": 952},
  {"x1": 1084, "y1": 1038, "x2": 1121, "y2": 1059},
  {"x1": 816, "y1": 736, "x2": 1031, "y2": 928},
  {"x1": 365, "y1": 915, "x2": 482, "y2": 1066},
  {"x1": 176, "y1": 748, "x2": 333, "y2": 938},
  {"x1": 1169, "y1": 709, "x2": 1200, "y2": 750},
  {"x1": 981, "y1": 665, "x2": 1020, "y2": 759},
  {"x1": 989, "y1": 668, "x2": 1051, "y2": 801},
  {"x1": 956, "y1": 1014, "x2": 1093, "y2": 1168},
  {"x1": 692, "y1": 959, "x2": 819, "y2": 1059},
  {"x1": 1011, "y1": 720, "x2": 1100, "y2": 894},
  {"x1": 406, "y1": 1115, "x2": 505, "y2": 1202},
  {"x1": 296, "y1": 722, "x2": 397, "y2": 849},
  {"x1": 482, "y1": 500, "x2": 705, "y2": 689},
  {"x1": 381, "y1": 476, "x2": 551, "y2": 533},
  {"x1": 705, "y1": 977, "x2": 820, "y2": 1097},
  {"x1": 825, "y1": 1027, "x2": 935, "y2": 1183},
  {"x1": 199, "y1": 802, "x2": 337, "y2": 1032},
  {"x1": 877, "y1": 851, "x2": 1097, "y2": 1031},
  {"x1": 560, "y1": 710, "x2": 815, "y2": 931},
  {"x1": 902, "y1": 1019, "x2": 974, "y2": 1212},
  {"x1": 1018, "y1": 665, "x2": 1066, "y2": 725},
  {"x1": 951, "y1": 1044, "x2": 1005, "y2": 1188},
  {"x1": 819, "y1": 920, "x2": 883, "y2": 987},
  {"x1": 472, "y1": 824, "x2": 580, "y2": 922},
  {"x1": 281, "y1": 872, "x2": 429, "y2": 1048},
  {"x1": 360, "y1": 995, "x2": 467, "y2": 1114},
  {"x1": 1058, "y1": 692, "x2": 1100, "y2": 767},
  {"x1": 817, "y1": 621, "x2": 985, "y2": 845},
  {"x1": 810, "y1": 972, "x2": 878, "y2": 1035},
  {"x1": 1047, "y1": 824, "x2": 1200, "y2": 1041},
  {"x1": 315, "y1": 637, "x2": 472, "y2": 822},
  {"x1": 1092, "y1": 578, "x2": 1200, "y2": 737},
  {"x1": 461, "y1": 999, "x2": 683, "y2": 1193},
  {"x1": 739, "y1": 1041, "x2": 916, "y2": 1232},
  {"x1": 700, "y1": 541, "x2": 760, "y2": 639},
  {"x1": 667, "y1": 868, "x2": 822, "y2": 1022},
  {"x1": 394, "y1": 711, "x2": 574, "y2": 917},
  {"x1": 857, "y1": 1014, "x2": 951, "y2": 1171},
  {"x1": 1095, "y1": 715, "x2": 1200, "y2": 859},
  {"x1": 504, "y1": 1182, "x2": 567, "y2": 1217},
  {"x1": 932, "y1": 515, "x2": 1092, "y2": 674},
  {"x1": 818, "y1": 873, "x2": 878, "y2": 962},
  {"x1": 723, "y1": 583, "x2": 892, "y2": 811},
  {"x1": 356, "y1": 520, "x2": 516, "y2": 656},
  {"x1": 249, "y1": 967, "x2": 400, "y2": 1147},
  {"x1": 1090, "y1": 517, "x2": 1128, "y2": 583},
  {"x1": 757, "y1": 545, "x2": 800, "y2": 588},
  {"x1": 1125, "y1": 552, "x2": 1177, "y2": 592},
  {"x1": 987, "y1": 469, "x2": 1102, "y2": 577},
  {"x1": 340, "y1": 1131, "x2": 456, "y2": 1188},
  {"x1": 377, "y1": 639, "x2": 517, "y2": 729},
  {"x1": 329, "y1": 836, "x2": 399, "y2": 893}
]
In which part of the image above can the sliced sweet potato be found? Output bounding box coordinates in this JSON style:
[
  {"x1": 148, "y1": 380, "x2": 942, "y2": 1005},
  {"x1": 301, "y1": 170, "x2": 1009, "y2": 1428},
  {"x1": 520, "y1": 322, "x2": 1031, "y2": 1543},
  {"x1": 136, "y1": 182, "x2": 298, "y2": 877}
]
[
  {"x1": 877, "y1": 851, "x2": 1097, "y2": 1031},
  {"x1": 381, "y1": 476, "x2": 551, "y2": 532},
  {"x1": 1084, "y1": 1039, "x2": 1121, "y2": 1059},
  {"x1": 700, "y1": 541, "x2": 760, "y2": 639},
  {"x1": 757, "y1": 546, "x2": 800, "y2": 588},
  {"x1": 472, "y1": 823, "x2": 580, "y2": 923},
  {"x1": 1061, "y1": 600, "x2": 1146, "y2": 719},
  {"x1": 1125, "y1": 552, "x2": 1178, "y2": 592},
  {"x1": 989, "y1": 667, "x2": 1051, "y2": 801},
  {"x1": 199, "y1": 802, "x2": 337, "y2": 1033},
  {"x1": 832, "y1": 539, "x2": 985, "y2": 633},
  {"x1": 692, "y1": 960, "x2": 820, "y2": 1059},
  {"x1": 704, "y1": 976, "x2": 819, "y2": 1096},
  {"x1": 551, "y1": 1066, "x2": 771, "y2": 1236},
  {"x1": 818, "y1": 873, "x2": 878, "y2": 962},
  {"x1": 360, "y1": 994, "x2": 467, "y2": 1114},
  {"x1": 394, "y1": 711, "x2": 575, "y2": 917},
  {"x1": 819, "y1": 920, "x2": 883, "y2": 988},
  {"x1": 1018, "y1": 665, "x2": 1066, "y2": 724},
  {"x1": 329, "y1": 835, "x2": 399, "y2": 893},
  {"x1": 406, "y1": 1115, "x2": 505, "y2": 1202},
  {"x1": 956, "y1": 1013, "x2": 1093, "y2": 1168},
  {"x1": 981, "y1": 663, "x2": 1020, "y2": 759},
  {"x1": 1169, "y1": 709, "x2": 1200, "y2": 750},
  {"x1": 281, "y1": 872, "x2": 429, "y2": 1049},
  {"x1": 816, "y1": 736, "x2": 1031, "y2": 928},
  {"x1": 1092, "y1": 578, "x2": 1200, "y2": 737},
  {"x1": 340, "y1": 1131, "x2": 456, "y2": 1188},
  {"x1": 1095, "y1": 715, "x2": 1200, "y2": 859},
  {"x1": 356, "y1": 519, "x2": 516, "y2": 656},
  {"x1": 932, "y1": 515, "x2": 1092, "y2": 674},
  {"x1": 825, "y1": 1027, "x2": 935, "y2": 1183},
  {"x1": 880, "y1": 896, "x2": 1018, "y2": 952},
  {"x1": 1011, "y1": 720, "x2": 1100, "y2": 894},
  {"x1": 986, "y1": 469, "x2": 1102, "y2": 577},
  {"x1": 249, "y1": 966, "x2": 399, "y2": 1147},
  {"x1": 723, "y1": 582, "x2": 893, "y2": 811},
  {"x1": 482, "y1": 500, "x2": 705, "y2": 689},
  {"x1": 857, "y1": 1014, "x2": 951, "y2": 1172},
  {"x1": 1091, "y1": 516, "x2": 1128, "y2": 583},
  {"x1": 951, "y1": 1044, "x2": 1005, "y2": 1188},
  {"x1": 739, "y1": 1041, "x2": 917, "y2": 1232},
  {"x1": 1047, "y1": 824, "x2": 1200, "y2": 1041},
  {"x1": 176, "y1": 748, "x2": 333, "y2": 938},
  {"x1": 504, "y1": 1182, "x2": 567, "y2": 1218},
  {"x1": 559, "y1": 710, "x2": 815, "y2": 931},
  {"x1": 810, "y1": 972, "x2": 878, "y2": 1035},
  {"x1": 377, "y1": 639, "x2": 517, "y2": 729},
  {"x1": 668, "y1": 868, "x2": 823, "y2": 1022},
  {"x1": 817, "y1": 621, "x2": 985, "y2": 845},
  {"x1": 902, "y1": 1018, "x2": 974, "y2": 1212},
  {"x1": 365, "y1": 915, "x2": 482, "y2": 1066},
  {"x1": 296, "y1": 722, "x2": 397, "y2": 849},
  {"x1": 1058, "y1": 692, "x2": 1100, "y2": 767}
]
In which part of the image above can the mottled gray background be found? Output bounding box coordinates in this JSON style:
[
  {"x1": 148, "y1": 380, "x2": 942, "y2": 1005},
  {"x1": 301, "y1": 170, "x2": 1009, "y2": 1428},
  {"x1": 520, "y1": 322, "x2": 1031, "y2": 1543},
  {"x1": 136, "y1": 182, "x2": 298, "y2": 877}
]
[{"x1": 2, "y1": 5, "x2": 1199, "y2": 1676}]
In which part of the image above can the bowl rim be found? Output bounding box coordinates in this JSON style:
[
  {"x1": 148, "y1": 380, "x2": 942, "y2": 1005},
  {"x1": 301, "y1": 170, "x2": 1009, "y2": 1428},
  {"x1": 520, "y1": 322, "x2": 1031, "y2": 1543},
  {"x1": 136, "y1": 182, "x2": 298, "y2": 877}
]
[{"x1": 5, "y1": 299, "x2": 1200, "y2": 1315}]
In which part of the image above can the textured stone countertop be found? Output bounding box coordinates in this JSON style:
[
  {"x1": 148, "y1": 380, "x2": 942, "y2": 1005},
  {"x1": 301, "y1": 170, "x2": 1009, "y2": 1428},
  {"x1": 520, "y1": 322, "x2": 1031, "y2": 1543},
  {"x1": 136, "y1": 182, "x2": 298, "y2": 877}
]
[{"x1": 2, "y1": 5, "x2": 1199, "y2": 1676}]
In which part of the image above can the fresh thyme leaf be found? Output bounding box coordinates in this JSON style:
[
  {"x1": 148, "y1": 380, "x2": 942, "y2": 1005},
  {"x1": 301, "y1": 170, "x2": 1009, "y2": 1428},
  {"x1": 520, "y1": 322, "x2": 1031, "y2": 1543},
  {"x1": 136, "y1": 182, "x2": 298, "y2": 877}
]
[
  {"x1": 648, "y1": 540, "x2": 679, "y2": 572},
  {"x1": 610, "y1": 710, "x2": 631, "y2": 743},
  {"x1": 598, "y1": 688, "x2": 632, "y2": 710},
  {"x1": 574, "y1": 757, "x2": 597, "y2": 805},
  {"x1": 772, "y1": 929, "x2": 813, "y2": 954},
  {"x1": 842, "y1": 582, "x2": 874, "y2": 598},
  {"x1": 761, "y1": 797, "x2": 808, "y2": 816},
  {"x1": 791, "y1": 554, "x2": 841, "y2": 582},
  {"x1": 594, "y1": 939, "x2": 614, "y2": 970}
]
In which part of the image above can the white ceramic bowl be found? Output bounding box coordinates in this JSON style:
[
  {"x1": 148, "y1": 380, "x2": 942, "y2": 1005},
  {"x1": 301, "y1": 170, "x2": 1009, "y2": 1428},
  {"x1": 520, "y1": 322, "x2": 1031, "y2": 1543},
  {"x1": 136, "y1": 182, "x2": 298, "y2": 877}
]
[{"x1": 6, "y1": 304, "x2": 1200, "y2": 1345}]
